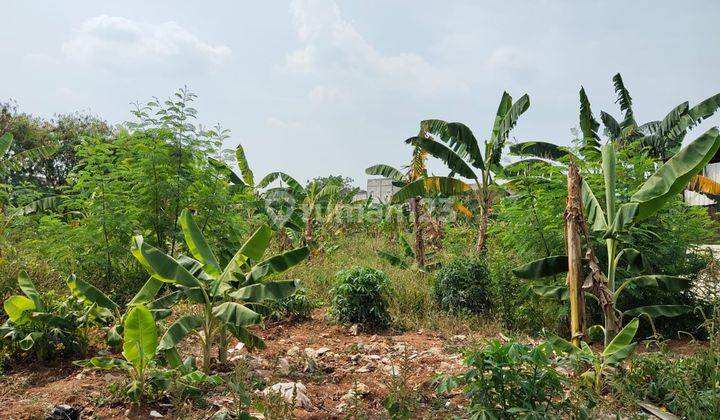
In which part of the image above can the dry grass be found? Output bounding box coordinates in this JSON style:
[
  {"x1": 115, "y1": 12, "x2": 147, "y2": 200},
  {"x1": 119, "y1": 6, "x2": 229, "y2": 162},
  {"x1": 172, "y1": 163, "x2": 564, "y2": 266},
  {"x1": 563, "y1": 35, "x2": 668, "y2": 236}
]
[{"x1": 283, "y1": 231, "x2": 502, "y2": 336}]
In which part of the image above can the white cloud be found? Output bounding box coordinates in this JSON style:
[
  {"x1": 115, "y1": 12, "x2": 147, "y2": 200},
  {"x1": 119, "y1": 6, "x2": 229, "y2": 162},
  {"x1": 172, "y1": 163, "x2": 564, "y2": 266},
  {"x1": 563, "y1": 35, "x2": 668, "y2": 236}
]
[
  {"x1": 62, "y1": 15, "x2": 231, "y2": 67},
  {"x1": 308, "y1": 85, "x2": 341, "y2": 104},
  {"x1": 266, "y1": 116, "x2": 299, "y2": 129},
  {"x1": 286, "y1": 0, "x2": 460, "y2": 95}
]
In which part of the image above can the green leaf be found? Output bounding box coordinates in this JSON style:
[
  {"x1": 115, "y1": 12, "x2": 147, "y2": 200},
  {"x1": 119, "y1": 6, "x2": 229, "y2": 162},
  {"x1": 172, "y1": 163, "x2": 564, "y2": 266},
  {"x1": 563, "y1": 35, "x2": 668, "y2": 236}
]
[
  {"x1": 4, "y1": 295, "x2": 36, "y2": 324},
  {"x1": 601, "y1": 143, "x2": 617, "y2": 221},
  {"x1": 582, "y1": 180, "x2": 607, "y2": 232},
  {"x1": 249, "y1": 246, "x2": 309, "y2": 281},
  {"x1": 619, "y1": 275, "x2": 689, "y2": 295},
  {"x1": 235, "y1": 143, "x2": 254, "y2": 186},
  {"x1": 239, "y1": 224, "x2": 273, "y2": 263},
  {"x1": 131, "y1": 236, "x2": 202, "y2": 288},
  {"x1": 602, "y1": 318, "x2": 638, "y2": 358},
  {"x1": 67, "y1": 275, "x2": 118, "y2": 310},
  {"x1": 612, "y1": 73, "x2": 635, "y2": 128},
  {"x1": 75, "y1": 356, "x2": 130, "y2": 370},
  {"x1": 0, "y1": 132, "x2": 13, "y2": 157},
  {"x1": 257, "y1": 172, "x2": 304, "y2": 196},
  {"x1": 421, "y1": 119, "x2": 484, "y2": 170},
  {"x1": 365, "y1": 164, "x2": 405, "y2": 182},
  {"x1": 17, "y1": 271, "x2": 44, "y2": 312},
  {"x1": 128, "y1": 277, "x2": 164, "y2": 306},
  {"x1": 107, "y1": 324, "x2": 123, "y2": 347},
  {"x1": 157, "y1": 315, "x2": 203, "y2": 351},
  {"x1": 513, "y1": 255, "x2": 568, "y2": 279},
  {"x1": 146, "y1": 291, "x2": 182, "y2": 310},
  {"x1": 531, "y1": 285, "x2": 569, "y2": 300},
  {"x1": 229, "y1": 280, "x2": 300, "y2": 302},
  {"x1": 623, "y1": 305, "x2": 691, "y2": 318},
  {"x1": 509, "y1": 141, "x2": 573, "y2": 160},
  {"x1": 391, "y1": 176, "x2": 470, "y2": 204},
  {"x1": 579, "y1": 87, "x2": 601, "y2": 154},
  {"x1": 400, "y1": 235, "x2": 414, "y2": 258},
  {"x1": 122, "y1": 305, "x2": 158, "y2": 373},
  {"x1": 0, "y1": 143, "x2": 58, "y2": 174},
  {"x1": 609, "y1": 128, "x2": 720, "y2": 233},
  {"x1": 630, "y1": 128, "x2": 720, "y2": 221},
  {"x1": 227, "y1": 325, "x2": 266, "y2": 350},
  {"x1": 548, "y1": 335, "x2": 581, "y2": 355},
  {"x1": 410, "y1": 136, "x2": 477, "y2": 180},
  {"x1": 212, "y1": 302, "x2": 261, "y2": 328},
  {"x1": 180, "y1": 209, "x2": 221, "y2": 278},
  {"x1": 492, "y1": 94, "x2": 530, "y2": 163},
  {"x1": 20, "y1": 332, "x2": 43, "y2": 351},
  {"x1": 617, "y1": 248, "x2": 644, "y2": 272},
  {"x1": 605, "y1": 342, "x2": 637, "y2": 365},
  {"x1": 601, "y1": 112, "x2": 622, "y2": 140},
  {"x1": 689, "y1": 92, "x2": 720, "y2": 123},
  {"x1": 18, "y1": 195, "x2": 62, "y2": 216},
  {"x1": 208, "y1": 157, "x2": 246, "y2": 187},
  {"x1": 377, "y1": 250, "x2": 409, "y2": 269}
]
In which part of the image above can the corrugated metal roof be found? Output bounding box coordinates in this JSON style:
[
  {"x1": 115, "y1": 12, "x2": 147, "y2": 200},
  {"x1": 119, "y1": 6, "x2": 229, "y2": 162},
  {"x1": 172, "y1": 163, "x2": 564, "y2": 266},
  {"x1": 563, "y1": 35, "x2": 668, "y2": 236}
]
[{"x1": 686, "y1": 162, "x2": 720, "y2": 206}]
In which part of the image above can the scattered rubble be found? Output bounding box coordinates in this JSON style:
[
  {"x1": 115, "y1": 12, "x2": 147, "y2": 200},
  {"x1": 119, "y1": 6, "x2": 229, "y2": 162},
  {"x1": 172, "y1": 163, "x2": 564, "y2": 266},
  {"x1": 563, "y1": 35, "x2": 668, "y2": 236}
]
[{"x1": 264, "y1": 382, "x2": 313, "y2": 409}]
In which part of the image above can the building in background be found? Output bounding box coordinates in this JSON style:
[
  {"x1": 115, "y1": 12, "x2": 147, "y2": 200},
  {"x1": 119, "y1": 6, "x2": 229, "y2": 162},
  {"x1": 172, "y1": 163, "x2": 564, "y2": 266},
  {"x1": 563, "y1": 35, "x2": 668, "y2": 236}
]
[
  {"x1": 363, "y1": 178, "x2": 400, "y2": 203},
  {"x1": 684, "y1": 153, "x2": 720, "y2": 213}
]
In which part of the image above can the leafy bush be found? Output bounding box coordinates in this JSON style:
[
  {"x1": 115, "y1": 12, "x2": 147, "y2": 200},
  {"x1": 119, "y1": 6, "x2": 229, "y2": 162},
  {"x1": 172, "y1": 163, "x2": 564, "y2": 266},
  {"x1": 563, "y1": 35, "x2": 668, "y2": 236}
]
[
  {"x1": 437, "y1": 340, "x2": 590, "y2": 418},
  {"x1": 432, "y1": 256, "x2": 492, "y2": 314},
  {"x1": 267, "y1": 287, "x2": 315, "y2": 321},
  {"x1": 0, "y1": 272, "x2": 102, "y2": 361},
  {"x1": 613, "y1": 349, "x2": 720, "y2": 418},
  {"x1": 330, "y1": 267, "x2": 391, "y2": 329},
  {"x1": 486, "y1": 241, "x2": 568, "y2": 334}
]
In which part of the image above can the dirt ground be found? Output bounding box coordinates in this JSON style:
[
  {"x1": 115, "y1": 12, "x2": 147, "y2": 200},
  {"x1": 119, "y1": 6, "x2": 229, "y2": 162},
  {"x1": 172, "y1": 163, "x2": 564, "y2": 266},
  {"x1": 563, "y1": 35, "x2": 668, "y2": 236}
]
[
  {"x1": 0, "y1": 308, "x2": 706, "y2": 419},
  {"x1": 0, "y1": 309, "x2": 471, "y2": 419}
]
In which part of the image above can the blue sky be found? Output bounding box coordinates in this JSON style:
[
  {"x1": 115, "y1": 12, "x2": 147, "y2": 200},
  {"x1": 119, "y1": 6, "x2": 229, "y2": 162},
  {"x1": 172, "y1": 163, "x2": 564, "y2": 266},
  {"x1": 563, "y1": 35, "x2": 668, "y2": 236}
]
[{"x1": 2, "y1": 0, "x2": 719, "y2": 186}]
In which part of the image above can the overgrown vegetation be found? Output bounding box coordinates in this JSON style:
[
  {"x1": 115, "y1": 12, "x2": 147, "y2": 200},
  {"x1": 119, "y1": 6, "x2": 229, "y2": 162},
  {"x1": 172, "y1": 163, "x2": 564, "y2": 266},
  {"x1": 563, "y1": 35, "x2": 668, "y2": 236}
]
[
  {"x1": 330, "y1": 266, "x2": 391, "y2": 329},
  {"x1": 1, "y1": 75, "x2": 719, "y2": 417}
]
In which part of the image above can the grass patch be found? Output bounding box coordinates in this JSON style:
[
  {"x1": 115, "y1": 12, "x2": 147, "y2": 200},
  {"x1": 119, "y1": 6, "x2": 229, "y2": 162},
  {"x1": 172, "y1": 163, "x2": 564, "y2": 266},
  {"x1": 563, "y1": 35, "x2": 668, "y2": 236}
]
[{"x1": 284, "y1": 232, "x2": 499, "y2": 335}]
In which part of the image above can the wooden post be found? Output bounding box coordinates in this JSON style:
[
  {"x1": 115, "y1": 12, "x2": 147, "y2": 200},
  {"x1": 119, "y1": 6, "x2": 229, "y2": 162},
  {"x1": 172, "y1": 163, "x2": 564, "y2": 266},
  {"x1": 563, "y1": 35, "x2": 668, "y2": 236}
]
[{"x1": 565, "y1": 162, "x2": 585, "y2": 346}]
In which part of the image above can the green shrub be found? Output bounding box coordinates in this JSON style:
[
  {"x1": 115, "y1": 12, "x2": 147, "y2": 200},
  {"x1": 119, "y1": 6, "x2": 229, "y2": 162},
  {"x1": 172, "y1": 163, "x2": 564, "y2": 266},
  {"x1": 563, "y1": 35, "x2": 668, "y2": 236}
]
[
  {"x1": 432, "y1": 256, "x2": 492, "y2": 314},
  {"x1": 613, "y1": 349, "x2": 720, "y2": 418},
  {"x1": 0, "y1": 273, "x2": 101, "y2": 361},
  {"x1": 330, "y1": 267, "x2": 391, "y2": 329},
  {"x1": 436, "y1": 340, "x2": 591, "y2": 418},
  {"x1": 267, "y1": 287, "x2": 315, "y2": 321},
  {"x1": 486, "y1": 241, "x2": 568, "y2": 335}
]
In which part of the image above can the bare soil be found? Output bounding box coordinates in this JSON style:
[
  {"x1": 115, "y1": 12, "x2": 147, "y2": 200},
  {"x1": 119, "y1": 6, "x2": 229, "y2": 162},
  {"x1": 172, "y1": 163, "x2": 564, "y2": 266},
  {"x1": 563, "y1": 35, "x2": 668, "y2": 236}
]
[{"x1": 0, "y1": 308, "x2": 705, "y2": 419}]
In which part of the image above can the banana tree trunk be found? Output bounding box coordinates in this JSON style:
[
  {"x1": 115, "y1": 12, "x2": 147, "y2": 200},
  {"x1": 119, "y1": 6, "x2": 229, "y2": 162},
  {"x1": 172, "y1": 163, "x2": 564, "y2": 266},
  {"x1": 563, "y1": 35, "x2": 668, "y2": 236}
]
[
  {"x1": 565, "y1": 163, "x2": 586, "y2": 346},
  {"x1": 277, "y1": 228, "x2": 290, "y2": 252},
  {"x1": 475, "y1": 191, "x2": 491, "y2": 252},
  {"x1": 409, "y1": 197, "x2": 426, "y2": 267},
  {"x1": 304, "y1": 218, "x2": 313, "y2": 246},
  {"x1": 218, "y1": 325, "x2": 228, "y2": 365}
]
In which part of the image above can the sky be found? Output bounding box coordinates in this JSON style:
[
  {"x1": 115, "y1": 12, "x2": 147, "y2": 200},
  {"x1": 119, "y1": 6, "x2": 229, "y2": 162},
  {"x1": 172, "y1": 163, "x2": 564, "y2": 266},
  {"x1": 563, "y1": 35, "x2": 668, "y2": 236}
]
[{"x1": 2, "y1": 0, "x2": 720, "y2": 187}]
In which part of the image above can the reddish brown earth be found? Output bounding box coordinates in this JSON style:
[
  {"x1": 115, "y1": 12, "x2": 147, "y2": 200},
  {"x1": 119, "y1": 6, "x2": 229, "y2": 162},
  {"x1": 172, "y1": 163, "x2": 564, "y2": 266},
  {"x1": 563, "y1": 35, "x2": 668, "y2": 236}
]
[
  {"x1": 0, "y1": 309, "x2": 705, "y2": 419},
  {"x1": 0, "y1": 309, "x2": 470, "y2": 419}
]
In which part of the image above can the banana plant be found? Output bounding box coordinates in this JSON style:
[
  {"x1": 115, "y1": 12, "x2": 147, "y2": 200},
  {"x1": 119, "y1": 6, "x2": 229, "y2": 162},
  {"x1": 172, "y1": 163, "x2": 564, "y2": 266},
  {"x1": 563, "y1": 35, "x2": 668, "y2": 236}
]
[
  {"x1": 592, "y1": 73, "x2": 720, "y2": 161},
  {"x1": 131, "y1": 208, "x2": 308, "y2": 372},
  {"x1": 256, "y1": 172, "x2": 340, "y2": 250},
  {"x1": 405, "y1": 91, "x2": 531, "y2": 251},
  {"x1": 367, "y1": 135, "x2": 469, "y2": 266},
  {"x1": 377, "y1": 233, "x2": 438, "y2": 272},
  {"x1": 550, "y1": 318, "x2": 639, "y2": 393},
  {"x1": 0, "y1": 132, "x2": 58, "y2": 175},
  {"x1": 77, "y1": 304, "x2": 163, "y2": 401},
  {"x1": 512, "y1": 88, "x2": 720, "y2": 344},
  {"x1": 1, "y1": 271, "x2": 105, "y2": 360}
]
